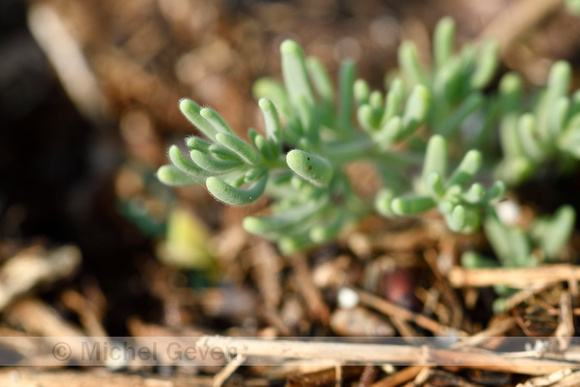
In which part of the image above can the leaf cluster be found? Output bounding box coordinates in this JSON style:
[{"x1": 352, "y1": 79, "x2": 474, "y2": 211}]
[{"x1": 158, "y1": 17, "x2": 578, "y2": 259}]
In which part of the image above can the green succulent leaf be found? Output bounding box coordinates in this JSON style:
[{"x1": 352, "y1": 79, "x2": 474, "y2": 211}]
[
  {"x1": 548, "y1": 97, "x2": 570, "y2": 140},
  {"x1": 243, "y1": 198, "x2": 327, "y2": 236},
  {"x1": 286, "y1": 150, "x2": 333, "y2": 187},
  {"x1": 244, "y1": 166, "x2": 268, "y2": 183},
  {"x1": 354, "y1": 79, "x2": 371, "y2": 107},
  {"x1": 258, "y1": 98, "x2": 283, "y2": 158},
  {"x1": 517, "y1": 114, "x2": 546, "y2": 162},
  {"x1": 338, "y1": 59, "x2": 356, "y2": 131},
  {"x1": 310, "y1": 213, "x2": 346, "y2": 243},
  {"x1": 559, "y1": 120, "x2": 580, "y2": 158},
  {"x1": 208, "y1": 144, "x2": 243, "y2": 161},
  {"x1": 499, "y1": 72, "x2": 523, "y2": 113},
  {"x1": 426, "y1": 172, "x2": 446, "y2": 199},
  {"x1": 391, "y1": 195, "x2": 435, "y2": 215},
  {"x1": 438, "y1": 93, "x2": 484, "y2": 137},
  {"x1": 358, "y1": 104, "x2": 375, "y2": 133},
  {"x1": 206, "y1": 173, "x2": 268, "y2": 206},
  {"x1": 215, "y1": 132, "x2": 259, "y2": 165},
  {"x1": 484, "y1": 181, "x2": 506, "y2": 205},
  {"x1": 253, "y1": 133, "x2": 274, "y2": 160},
  {"x1": 547, "y1": 61, "x2": 572, "y2": 102},
  {"x1": 462, "y1": 183, "x2": 485, "y2": 204},
  {"x1": 190, "y1": 150, "x2": 242, "y2": 173},
  {"x1": 470, "y1": 39, "x2": 499, "y2": 90},
  {"x1": 400, "y1": 85, "x2": 430, "y2": 138},
  {"x1": 461, "y1": 251, "x2": 499, "y2": 269},
  {"x1": 461, "y1": 208, "x2": 481, "y2": 233},
  {"x1": 375, "y1": 188, "x2": 396, "y2": 217},
  {"x1": 281, "y1": 39, "x2": 315, "y2": 109},
  {"x1": 399, "y1": 41, "x2": 428, "y2": 86},
  {"x1": 447, "y1": 204, "x2": 467, "y2": 232},
  {"x1": 383, "y1": 78, "x2": 405, "y2": 125},
  {"x1": 252, "y1": 77, "x2": 293, "y2": 119},
  {"x1": 484, "y1": 214, "x2": 534, "y2": 267},
  {"x1": 540, "y1": 205, "x2": 575, "y2": 260},
  {"x1": 375, "y1": 116, "x2": 402, "y2": 146},
  {"x1": 179, "y1": 99, "x2": 220, "y2": 140},
  {"x1": 433, "y1": 17, "x2": 455, "y2": 70},
  {"x1": 168, "y1": 145, "x2": 212, "y2": 178},
  {"x1": 422, "y1": 135, "x2": 448, "y2": 186},
  {"x1": 446, "y1": 149, "x2": 482, "y2": 188},
  {"x1": 186, "y1": 136, "x2": 211, "y2": 152},
  {"x1": 200, "y1": 107, "x2": 235, "y2": 135},
  {"x1": 157, "y1": 165, "x2": 201, "y2": 186},
  {"x1": 307, "y1": 57, "x2": 335, "y2": 106}
]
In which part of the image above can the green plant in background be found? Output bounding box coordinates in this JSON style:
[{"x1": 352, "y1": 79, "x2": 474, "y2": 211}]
[
  {"x1": 495, "y1": 62, "x2": 580, "y2": 185},
  {"x1": 375, "y1": 134, "x2": 505, "y2": 234},
  {"x1": 566, "y1": 0, "x2": 580, "y2": 16},
  {"x1": 461, "y1": 205, "x2": 576, "y2": 269},
  {"x1": 397, "y1": 17, "x2": 498, "y2": 144},
  {"x1": 462, "y1": 205, "x2": 575, "y2": 313},
  {"x1": 158, "y1": 18, "x2": 577, "y2": 267}
]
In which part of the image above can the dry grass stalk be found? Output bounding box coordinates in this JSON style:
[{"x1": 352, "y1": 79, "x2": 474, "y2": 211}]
[
  {"x1": 448, "y1": 265, "x2": 580, "y2": 288},
  {"x1": 198, "y1": 336, "x2": 580, "y2": 375},
  {"x1": 355, "y1": 289, "x2": 467, "y2": 337},
  {"x1": 290, "y1": 254, "x2": 329, "y2": 324},
  {"x1": 555, "y1": 292, "x2": 574, "y2": 352},
  {"x1": 501, "y1": 283, "x2": 557, "y2": 313},
  {"x1": 359, "y1": 365, "x2": 380, "y2": 387},
  {"x1": 4, "y1": 298, "x2": 89, "y2": 365},
  {"x1": 388, "y1": 315, "x2": 420, "y2": 343},
  {"x1": 414, "y1": 367, "x2": 481, "y2": 387},
  {"x1": 27, "y1": 4, "x2": 104, "y2": 121},
  {"x1": 372, "y1": 366, "x2": 424, "y2": 387},
  {"x1": 516, "y1": 368, "x2": 576, "y2": 387},
  {"x1": 451, "y1": 316, "x2": 516, "y2": 349},
  {"x1": 0, "y1": 245, "x2": 80, "y2": 311},
  {"x1": 249, "y1": 242, "x2": 282, "y2": 309},
  {"x1": 258, "y1": 307, "x2": 294, "y2": 336},
  {"x1": 61, "y1": 290, "x2": 108, "y2": 338},
  {"x1": 212, "y1": 354, "x2": 247, "y2": 387},
  {"x1": 0, "y1": 368, "x2": 218, "y2": 387},
  {"x1": 424, "y1": 249, "x2": 464, "y2": 329},
  {"x1": 285, "y1": 366, "x2": 364, "y2": 387}
]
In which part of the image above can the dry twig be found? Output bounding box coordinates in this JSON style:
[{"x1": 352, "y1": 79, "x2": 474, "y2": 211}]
[
  {"x1": 286, "y1": 366, "x2": 364, "y2": 387},
  {"x1": 4, "y1": 298, "x2": 89, "y2": 365},
  {"x1": 372, "y1": 366, "x2": 424, "y2": 387},
  {"x1": 197, "y1": 336, "x2": 580, "y2": 375},
  {"x1": 355, "y1": 289, "x2": 467, "y2": 337},
  {"x1": 424, "y1": 249, "x2": 464, "y2": 329},
  {"x1": 0, "y1": 245, "x2": 80, "y2": 311},
  {"x1": 290, "y1": 254, "x2": 330, "y2": 324},
  {"x1": 449, "y1": 265, "x2": 580, "y2": 288},
  {"x1": 212, "y1": 354, "x2": 247, "y2": 387}
]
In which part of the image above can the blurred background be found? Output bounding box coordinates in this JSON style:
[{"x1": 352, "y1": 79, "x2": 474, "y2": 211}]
[{"x1": 1, "y1": 0, "x2": 580, "y2": 381}]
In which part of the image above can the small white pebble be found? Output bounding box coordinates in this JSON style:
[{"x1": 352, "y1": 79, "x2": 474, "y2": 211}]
[
  {"x1": 496, "y1": 199, "x2": 521, "y2": 226},
  {"x1": 337, "y1": 287, "x2": 359, "y2": 309},
  {"x1": 104, "y1": 341, "x2": 128, "y2": 371}
]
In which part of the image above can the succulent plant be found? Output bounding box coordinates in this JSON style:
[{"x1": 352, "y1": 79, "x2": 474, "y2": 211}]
[
  {"x1": 495, "y1": 62, "x2": 580, "y2": 185},
  {"x1": 158, "y1": 17, "x2": 577, "y2": 262}
]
